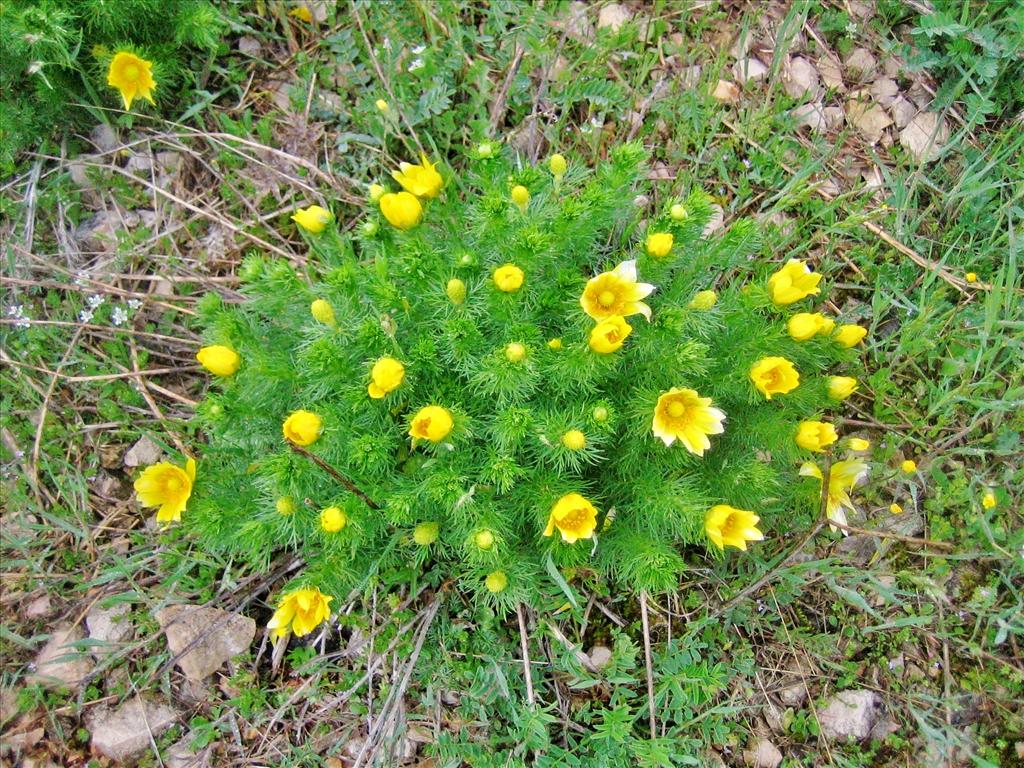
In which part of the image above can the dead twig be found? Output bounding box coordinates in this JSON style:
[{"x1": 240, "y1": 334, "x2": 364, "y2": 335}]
[
  {"x1": 289, "y1": 444, "x2": 380, "y2": 510},
  {"x1": 827, "y1": 520, "x2": 954, "y2": 551},
  {"x1": 640, "y1": 590, "x2": 657, "y2": 740},
  {"x1": 517, "y1": 603, "x2": 536, "y2": 705}
]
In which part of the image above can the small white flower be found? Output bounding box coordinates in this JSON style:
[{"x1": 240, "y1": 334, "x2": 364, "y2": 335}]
[
  {"x1": 79, "y1": 308, "x2": 94, "y2": 323},
  {"x1": 86, "y1": 294, "x2": 105, "y2": 308},
  {"x1": 411, "y1": 44, "x2": 426, "y2": 55},
  {"x1": 845, "y1": 21, "x2": 858, "y2": 35},
  {"x1": 74, "y1": 270, "x2": 88, "y2": 286},
  {"x1": 127, "y1": 299, "x2": 143, "y2": 310},
  {"x1": 111, "y1": 306, "x2": 129, "y2": 326},
  {"x1": 408, "y1": 57, "x2": 425, "y2": 72},
  {"x1": 6, "y1": 304, "x2": 30, "y2": 329}
]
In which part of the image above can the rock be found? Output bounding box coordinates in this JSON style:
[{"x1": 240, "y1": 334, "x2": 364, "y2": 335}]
[
  {"x1": 702, "y1": 205, "x2": 725, "y2": 237},
  {"x1": 560, "y1": 1, "x2": 593, "y2": 43},
  {"x1": 87, "y1": 696, "x2": 177, "y2": 761},
  {"x1": 3, "y1": 727, "x2": 44, "y2": 752},
  {"x1": 73, "y1": 209, "x2": 141, "y2": 253},
  {"x1": 90, "y1": 123, "x2": 119, "y2": 154},
  {"x1": 1, "y1": 686, "x2": 19, "y2": 727},
  {"x1": 817, "y1": 55, "x2": 844, "y2": 90},
  {"x1": 155, "y1": 605, "x2": 256, "y2": 682},
  {"x1": 835, "y1": 534, "x2": 876, "y2": 565},
  {"x1": 238, "y1": 35, "x2": 262, "y2": 56},
  {"x1": 730, "y1": 29, "x2": 754, "y2": 59},
  {"x1": 733, "y1": 57, "x2": 768, "y2": 84},
  {"x1": 778, "y1": 682, "x2": 807, "y2": 707},
  {"x1": 783, "y1": 56, "x2": 820, "y2": 100},
  {"x1": 847, "y1": 99, "x2": 893, "y2": 143},
  {"x1": 823, "y1": 106, "x2": 845, "y2": 130},
  {"x1": 890, "y1": 97, "x2": 917, "y2": 129},
  {"x1": 844, "y1": 47, "x2": 878, "y2": 80},
  {"x1": 123, "y1": 436, "x2": 162, "y2": 467},
  {"x1": 870, "y1": 77, "x2": 899, "y2": 106},
  {"x1": 30, "y1": 624, "x2": 94, "y2": 690},
  {"x1": 24, "y1": 594, "x2": 52, "y2": 619},
  {"x1": 597, "y1": 3, "x2": 631, "y2": 32},
  {"x1": 792, "y1": 102, "x2": 826, "y2": 133},
  {"x1": 744, "y1": 738, "x2": 783, "y2": 768},
  {"x1": 900, "y1": 112, "x2": 949, "y2": 163},
  {"x1": 165, "y1": 736, "x2": 213, "y2": 768},
  {"x1": 86, "y1": 600, "x2": 132, "y2": 658},
  {"x1": 818, "y1": 690, "x2": 881, "y2": 741},
  {"x1": 712, "y1": 79, "x2": 740, "y2": 103},
  {"x1": 589, "y1": 645, "x2": 613, "y2": 670}
]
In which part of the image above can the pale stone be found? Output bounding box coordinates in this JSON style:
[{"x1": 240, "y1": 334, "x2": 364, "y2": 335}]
[
  {"x1": 847, "y1": 99, "x2": 893, "y2": 143},
  {"x1": 24, "y1": 594, "x2": 52, "y2": 619},
  {"x1": 86, "y1": 600, "x2": 132, "y2": 659},
  {"x1": 818, "y1": 690, "x2": 881, "y2": 740},
  {"x1": 155, "y1": 605, "x2": 256, "y2": 682},
  {"x1": 792, "y1": 102, "x2": 826, "y2": 133},
  {"x1": 597, "y1": 3, "x2": 631, "y2": 32},
  {"x1": 237, "y1": 36, "x2": 261, "y2": 56},
  {"x1": 817, "y1": 55, "x2": 844, "y2": 90},
  {"x1": 87, "y1": 696, "x2": 177, "y2": 761},
  {"x1": 823, "y1": 106, "x2": 846, "y2": 130},
  {"x1": 844, "y1": 47, "x2": 878, "y2": 80},
  {"x1": 712, "y1": 79, "x2": 740, "y2": 103},
  {"x1": 744, "y1": 738, "x2": 783, "y2": 768},
  {"x1": 589, "y1": 645, "x2": 613, "y2": 669},
  {"x1": 123, "y1": 436, "x2": 162, "y2": 467},
  {"x1": 90, "y1": 123, "x2": 118, "y2": 154},
  {"x1": 870, "y1": 77, "x2": 899, "y2": 106},
  {"x1": 30, "y1": 624, "x2": 94, "y2": 690},
  {"x1": 890, "y1": 97, "x2": 917, "y2": 129},
  {"x1": 783, "y1": 56, "x2": 820, "y2": 100},
  {"x1": 733, "y1": 57, "x2": 768, "y2": 84},
  {"x1": 900, "y1": 112, "x2": 949, "y2": 163}
]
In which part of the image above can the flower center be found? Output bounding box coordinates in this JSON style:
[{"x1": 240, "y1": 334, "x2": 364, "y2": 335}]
[
  {"x1": 667, "y1": 401, "x2": 686, "y2": 418},
  {"x1": 605, "y1": 328, "x2": 620, "y2": 343},
  {"x1": 416, "y1": 417, "x2": 431, "y2": 434},
  {"x1": 165, "y1": 476, "x2": 181, "y2": 492},
  {"x1": 598, "y1": 290, "x2": 616, "y2": 308},
  {"x1": 720, "y1": 513, "x2": 740, "y2": 539},
  {"x1": 560, "y1": 508, "x2": 587, "y2": 530},
  {"x1": 124, "y1": 64, "x2": 139, "y2": 80}
]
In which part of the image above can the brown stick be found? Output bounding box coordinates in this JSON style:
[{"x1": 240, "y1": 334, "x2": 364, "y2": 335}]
[
  {"x1": 517, "y1": 603, "x2": 536, "y2": 706},
  {"x1": 827, "y1": 520, "x2": 954, "y2": 551},
  {"x1": 289, "y1": 444, "x2": 380, "y2": 510}
]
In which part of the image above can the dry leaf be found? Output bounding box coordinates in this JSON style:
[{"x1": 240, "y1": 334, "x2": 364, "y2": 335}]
[
  {"x1": 733, "y1": 57, "x2": 768, "y2": 84},
  {"x1": 792, "y1": 102, "x2": 827, "y2": 133},
  {"x1": 889, "y1": 97, "x2": 917, "y2": 129},
  {"x1": 847, "y1": 99, "x2": 893, "y2": 143},
  {"x1": 817, "y1": 55, "x2": 845, "y2": 91},
  {"x1": 870, "y1": 78, "x2": 899, "y2": 106},
  {"x1": 899, "y1": 112, "x2": 949, "y2": 163},
  {"x1": 783, "y1": 56, "x2": 820, "y2": 100},
  {"x1": 844, "y1": 47, "x2": 878, "y2": 80},
  {"x1": 712, "y1": 79, "x2": 740, "y2": 103}
]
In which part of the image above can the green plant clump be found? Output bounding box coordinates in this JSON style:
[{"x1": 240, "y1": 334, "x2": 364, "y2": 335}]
[{"x1": 183, "y1": 143, "x2": 865, "y2": 633}]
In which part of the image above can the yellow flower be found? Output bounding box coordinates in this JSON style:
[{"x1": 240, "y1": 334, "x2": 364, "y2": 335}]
[
  {"x1": 368, "y1": 357, "x2": 405, "y2": 399},
  {"x1": 652, "y1": 388, "x2": 726, "y2": 455},
  {"x1": 196, "y1": 345, "x2": 240, "y2": 377},
  {"x1": 889, "y1": 503, "x2": 903, "y2": 514},
  {"x1": 981, "y1": 491, "x2": 996, "y2": 509},
  {"x1": 485, "y1": 570, "x2": 508, "y2": 593},
  {"x1": 847, "y1": 437, "x2": 870, "y2": 451},
  {"x1": 787, "y1": 312, "x2": 830, "y2": 341},
  {"x1": 767, "y1": 259, "x2": 822, "y2": 305},
  {"x1": 310, "y1": 299, "x2": 336, "y2": 327},
  {"x1": 799, "y1": 459, "x2": 869, "y2": 532},
  {"x1": 543, "y1": 493, "x2": 598, "y2": 544},
  {"x1": 900, "y1": 459, "x2": 917, "y2": 474},
  {"x1": 493, "y1": 264, "x2": 524, "y2": 292},
  {"x1": 511, "y1": 185, "x2": 530, "y2": 212},
  {"x1": 446, "y1": 278, "x2": 466, "y2": 305},
  {"x1": 689, "y1": 290, "x2": 718, "y2": 310},
  {"x1": 580, "y1": 260, "x2": 656, "y2": 321},
  {"x1": 828, "y1": 376, "x2": 858, "y2": 401},
  {"x1": 547, "y1": 338, "x2": 563, "y2": 350},
  {"x1": 379, "y1": 192, "x2": 423, "y2": 230},
  {"x1": 549, "y1": 153, "x2": 567, "y2": 178},
  {"x1": 670, "y1": 203, "x2": 688, "y2": 221},
  {"x1": 375, "y1": 98, "x2": 389, "y2": 112},
  {"x1": 413, "y1": 521, "x2": 439, "y2": 545},
  {"x1": 107, "y1": 51, "x2": 156, "y2": 111},
  {"x1": 392, "y1": 154, "x2": 443, "y2": 199},
  {"x1": 749, "y1": 357, "x2": 800, "y2": 399},
  {"x1": 589, "y1": 316, "x2": 632, "y2": 354},
  {"x1": 368, "y1": 183, "x2": 385, "y2": 203},
  {"x1": 965, "y1": 272, "x2": 978, "y2": 283},
  {"x1": 320, "y1": 506, "x2": 347, "y2": 533},
  {"x1": 505, "y1": 343, "x2": 526, "y2": 363},
  {"x1": 283, "y1": 410, "x2": 323, "y2": 446},
  {"x1": 834, "y1": 324, "x2": 867, "y2": 348},
  {"x1": 268, "y1": 587, "x2": 332, "y2": 640},
  {"x1": 795, "y1": 421, "x2": 838, "y2": 452},
  {"x1": 289, "y1": 5, "x2": 313, "y2": 22},
  {"x1": 276, "y1": 496, "x2": 296, "y2": 516},
  {"x1": 704, "y1": 505, "x2": 764, "y2": 551},
  {"x1": 134, "y1": 458, "x2": 196, "y2": 523},
  {"x1": 409, "y1": 405, "x2": 453, "y2": 444},
  {"x1": 474, "y1": 530, "x2": 495, "y2": 550},
  {"x1": 645, "y1": 232, "x2": 674, "y2": 258},
  {"x1": 561, "y1": 430, "x2": 586, "y2": 450},
  {"x1": 291, "y1": 205, "x2": 332, "y2": 234}
]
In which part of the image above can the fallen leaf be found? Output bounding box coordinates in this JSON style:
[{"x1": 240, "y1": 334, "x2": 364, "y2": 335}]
[
  {"x1": 712, "y1": 79, "x2": 740, "y2": 103},
  {"x1": 870, "y1": 77, "x2": 899, "y2": 107},
  {"x1": 792, "y1": 102, "x2": 827, "y2": 133},
  {"x1": 733, "y1": 57, "x2": 768, "y2": 84},
  {"x1": 783, "y1": 56, "x2": 820, "y2": 100},
  {"x1": 889, "y1": 97, "x2": 917, "y2": 129},
  {"x1": 847, "y1": 99, "x2": 893, "y2": 143},
  {"x1": 844, "y1": 47, "x2": 878, "y2": 80},
  {"x1": 817, "y1": 55, "x2": 845, "y2": 90},
  {"x1": 899, "y1": 112, "x2": 949, "y2": 162}
]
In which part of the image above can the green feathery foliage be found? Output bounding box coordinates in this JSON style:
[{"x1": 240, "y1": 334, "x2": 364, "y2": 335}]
[{"x1": 183, "y1": 143, "x2": 865, "y2": 628}]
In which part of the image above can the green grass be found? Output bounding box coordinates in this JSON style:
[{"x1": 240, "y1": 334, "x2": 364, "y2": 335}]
[{"x1": 1, "y1": 1, "x2": 1021, "y2": 766}]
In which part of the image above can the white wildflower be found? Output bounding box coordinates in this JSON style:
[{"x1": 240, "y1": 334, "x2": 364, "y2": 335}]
[
  {"x1": 111, "y1": 306, "x2": 129, "y2": 326},
  {"x1": 411, "y1": 44, "x2": 426, "y2": 55},
  {"x1": 408, "y1": 57, "x2": 425, "y2": 72},
  {"x1": 79, "y1": 308, "x2": 94, "y2": 323},
  {"x1": 6, "y1": 304, "x2": 30, "y2": 329},
  {"x1": 86, "y1": 294, "x2": 105, "y2": 308},
  {"x1": 127, "y1": 299, "x2": 143, "y2": 310}
]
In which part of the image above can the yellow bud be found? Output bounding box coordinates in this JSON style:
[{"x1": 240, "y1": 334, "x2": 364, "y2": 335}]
[
  {"x1": 477, "y1": 142, "x2": 494, "y2": 158},
  {"x1": 375, "y1": 98, "x2": 389, "y2": 112},
  {"x1": 592, "y1": 406, "x2": 608, "y2": 423},
  {"x1": 670, "y1": 203, "x2": 688, "y2": 221},
  {"x1": 901, "y1": 459, "x2": 917, "y2": 474},
  {"x1": 276, "y1": 496, "x2": 296, "y2": 516},
  {"x1": 847, "y1": 437, "x2": 870, "y2": 451},
  {"x1": 310, "y1": 299, "x2": 336, "y2": 327},
  {"x1": 368, "y1": 183, "x2": 385, "y2": 203},
  {"x1": 889, "y1": 503, "x2": 903, "y2": 514},
  {"x1": 981, "y1": 491, "x2": 996, "y2": 509},
  {"x1": 688, "y1": 290, "x2": 718, "y2": 310},
  {"x1": 827, "y1": 376, "x2": 858, "y2": 401},
  {"x1": 645, "y1": 232, "x2": 673, "y2": 258},
  {"x1": 511, "y1": 185, "x2": 530, "y2": 212},
  {"x1": 547, "y1": 338, "x2": 562, "y2": 350},
  {"x1": 474, "y1": 530, "x2": 495, "y2": 550},
  {"x1": 446, "y1": 278, "x2": 466, "y2": 305},
  {"x1": 413, "y1": 521, "x2": 439, "y2": 546},
  {"x1": 561, "y1": 429, "x2": 586, "y2": 451},
  {"x1": 485, "y1": 570, "x2": 508, "y2": 593},
  {"x1": 965, "y1": 272, "x2": 978, "y2": 283},
  {"x1": 196, "y1": 345, "x2": 241, "y2": 377},
  {"x1": 379, "y1": 192, "x2": 423, "y2": 230},
  {"x1": 320, "y1": 506, "x2": 347, "y2": 533},
  {"x1": 834, "y1": 324, "x2": 867, "y2": 348},
  {"x1": 505, "y1": 342, "x2": 526, "y2": 362},
  {"x1": 549, "y1": 153, "x2": 567, "y2": 178},
  {"x1": 291, "y1": 205, "x2": 332, "y2": 234}
]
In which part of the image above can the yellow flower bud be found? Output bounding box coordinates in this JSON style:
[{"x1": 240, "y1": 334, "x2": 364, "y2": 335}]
[
  {"x1": 282, "y1": 410, "x2": 323, "y2": 446},
  {"x1": 276, "y1": 496, "x2": 296, "y2": 516},
  {"x1": 592, "y1": 406, "x2": 608, "y2": 423},
  {"x1": 981, "y1": 491, "x2": 996, "y2": 509},
  {"x1": 965, "y1": 272, "x2": 978, "y2": 283},
  {"x1": 827, "y1": 376, "x2": 858, "y2": 401},
  {"x1": 493, "y1": 264, "x2": 524, "y2": 292},
  {"x1": 889, "y1": 503, "x2": 903, "y2": 514},
  {"x1": 561, "y1": 430, "x2": 586, "y2": 450},
  {"x1": 446, "y1": 278, "x2": 467, "y2": 305},
  {"x1": 589, "y1": 316, "x2": 632, "y2": 354},
  {"x1": 505, "y1": 342, "x2": 526, "y2": 362},
  {"x1": 413, "y1": 521, "x2": 439, "y2": 546},
  {"x1": 375, "y1": 98, "x2": 389, "y2": 112},
  {"x1": 549, "y1": 153, "x2": 567, "y2": 178},
  {"x1": 547, "y1": 338, "x2": 563, "y2": 350},
  {"x1": 477, "y1": 142, "x2": 494, "y2": 158},
  {"x1": 485, "y1": 570, "x2": 508, "y2": 593},
  {"x1": 379, "y1": 191, "x2": 423, "y2": 230},
  {"x1": 834, "y1": 324, "x2": 867, "y2": 348},
  {"x1": 289, "y1": 5, "x2": 313, "y2": 22},
  {"x1": 645, "y1": 232, "x2": 673, "y2": 258},
  {"x1": 689, "y1": 290, "x2": 718, "y2": 310},
  {"x1": 795, "y1": 421, "x2": 838, "y2": 452},
  {"x1": 361, "y1": 220, "x2": 379, "y2": 237},
  {"x1": 511, "y1": 185, "x2": 530, "y2": 212},
  {"x1": 368, "y1": 183, "x2": 385, "y2": 203},
  {"x1": 320, "y1": 506, "x2": 347, "y2": 533},
  {"x1": 310, "y1": 299, "x2": 336, "y2": 327},
  {"x1": 474, "y1": 530, "x2": 495, "y2": 550},
  {"x1": 196, "y1": 345, "x2": 240, "y2": 377},
  {"x1": 409, "y1": 405, "x2": 453, "y2": 444},
  {"x1": 787, "y1": 313, "x2": 829, "y2": 341},
  {"x1": 368, "y1": 357, "x2": 405, "y2": 399},
  {"x1": 900, "y1": 459, "x2": 917, "y2": 474},
  {"x1": 670, "y1": 203, "x2": 688, "y2": 221},
  {"x1": 291, "y1": 205, "x2": 332, "y2": 234},
  {"x1": 847, "y1": 437, "x2": 870, "y2": 451}
]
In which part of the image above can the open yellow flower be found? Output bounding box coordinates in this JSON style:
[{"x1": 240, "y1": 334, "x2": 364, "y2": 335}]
[
  {"x1": 368, "y1": 357, "x2": 405, "y2": 399},
  {"x1": 704, "y1": 505, "x2": 764, "y2": 551},
  {"x1": 645, "y1": 232, "x2": 673, "y2": 258},
  {"x1": 134, "y1": 458, "x2": 196, "y2": 523},
  {"x1": 847, "y1": 437, "x2": 870, "y2": 451},
  {"x1": 409, "y1": 405, "x2": 453, "y2": 444},
  {"x1": 291, "y1": 205, "x2": 332, "y2": 234},
  {"x1": 749, "y1": 356, "x2": 800, "y2": 399},
  {"x1": 589, "y1": 315, "x2": 632, "y2": 354},
  {"x1": 795, "y1": 420, "x2": 837, "y2": 452},
  {"x1": 834, "y1": 324, "x2": 867, "y2": 348},
  {"x1": 196, "y1": 345, "x2": 240, "y2": 377},
  {"x1": 767, "y1": 259, "x2": 822, "y2": 305},
  {"x1": 580, "y1": 260, "x2": 656, "y2": 321},
  {"x1": 799, "y1": 459, "x2": 869, "y2": 532},
  {"x1": 493, "y1": 264, "x2": 524, "y2": 292},
  {"x1": 543, "y1": 493, "x2": 598, "y2": 544},
  {"x1": 392, "y1": 154, "x2": 443, "y2": 199},
  {"x1": 268, "y1": 587, "x2": 333, "y2": 640},
  {"x1": 652, "y1": 388, "x2": 726, "y2": 455},
  {"x1": 283, "y1": 410, "x2": 323, "y2": 446},
  {"x1": 379, "y1": 192, "x2": 423, "y2": 230},
  {"x1": 107, "y1": 51, "x2": 156, "y2": 111},
  {"x1": 981, "y1": 491, "x2": 997, "y2": 509},
  {"x1": 787, "y1": 312, "x2": 833, "y2": 341},
  {"x1": 288, "y1": 5, "x2": 313, "y2": 22}
]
